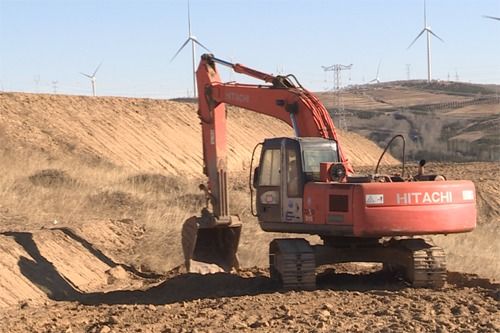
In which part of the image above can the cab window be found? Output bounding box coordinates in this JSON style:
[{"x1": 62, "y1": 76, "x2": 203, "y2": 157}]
[
  {"x1": 259, "y1": 149, "x2": 280, "y2": 186},
  {"x1": 302, "y1": 143, "x2": 339, "y2": 181},
  {"x1": 286, "y1": 148, "x2": 300, "y2": 197}
]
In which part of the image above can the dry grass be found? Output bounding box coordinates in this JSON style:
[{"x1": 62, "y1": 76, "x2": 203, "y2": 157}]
[
  {"x1": 1, "y1": 146, "x2": 497, "y2": 278},
  {"x1": 0, "y1": 147, "x2": 273, "y2": 272}
]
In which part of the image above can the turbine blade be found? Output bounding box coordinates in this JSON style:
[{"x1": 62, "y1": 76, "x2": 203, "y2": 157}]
[
  {"x1": 376, "y1": 60, "x2": 381, "y2": 77},
  {"x1": 483, "y1": 15, "x2": 500, "y2": 21},
  {"x1": 424, "y1": 0, "x2": 427, "y2": 27},
  {"x1": 187, "y1": 0, "x2": 192, "y2": 36},
  {"x1": 93, "y1": 62, "x2": 102, "y2": 76},
  {"x1": 428, "y1": 29, "x2": 444, "y2": 42},
  {"x1": 192, "y1": 38, "x2": 211, "y2": 53},
  {"x1": 170, "y1": 38, "x2": 191, "y2": 62},
  {"x1": 407, "y1": 29, "x2": 426, "y2": 49},
  {"x1": 80, "y1": 72, "x2": 92, "y2": 78}
]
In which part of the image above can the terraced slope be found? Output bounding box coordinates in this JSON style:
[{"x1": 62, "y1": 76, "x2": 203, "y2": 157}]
[{"x1": 0, "y1": 93, "x2": 397, "y2": 175}]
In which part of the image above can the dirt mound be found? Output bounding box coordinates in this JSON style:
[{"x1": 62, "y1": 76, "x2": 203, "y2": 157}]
[
  {"x1": 0, "y1": 227, "x2": 150, "y2": 308},
  {"x1": 0, "y1": 93, "x2": 398, "y2": 176},
  {"x1": 28, "y1": 169, "x2": 76, "y2": 188}
]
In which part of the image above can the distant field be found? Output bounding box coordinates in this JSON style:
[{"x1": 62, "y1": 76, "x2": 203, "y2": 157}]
[{"x1": 317, "y1": 80, "x2": 500, "y2": 162}]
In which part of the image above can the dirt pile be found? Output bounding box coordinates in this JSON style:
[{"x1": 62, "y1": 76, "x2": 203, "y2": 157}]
[{"x1": 0, "y1": 92, "x2": 397, "y2": 176}]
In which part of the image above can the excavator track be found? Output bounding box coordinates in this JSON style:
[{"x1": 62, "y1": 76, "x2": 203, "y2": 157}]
[
  {"x1": 269, "y1": 239, "x2": 316, "y2": 290},
  {"x1": 398, "y1": 239, "x2": 447, "y2": 289}
]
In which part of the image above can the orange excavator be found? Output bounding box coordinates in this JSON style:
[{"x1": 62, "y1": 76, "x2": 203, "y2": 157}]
[{"x1": 182, "y1": 54, "x2": 476, "y2": 288}]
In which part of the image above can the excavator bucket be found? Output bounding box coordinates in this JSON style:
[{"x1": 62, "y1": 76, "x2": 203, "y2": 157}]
[{"x1": 182, "y1": 216, "x2": 242, "y2": 274}]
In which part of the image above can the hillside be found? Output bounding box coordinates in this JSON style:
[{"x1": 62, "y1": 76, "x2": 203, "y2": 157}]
[
  {"x1": 0, "y1": 93, "x2": 397, "y2": 175},
  {"x1": 317, "y1": 81, "x2": 500, "y2": 162}
]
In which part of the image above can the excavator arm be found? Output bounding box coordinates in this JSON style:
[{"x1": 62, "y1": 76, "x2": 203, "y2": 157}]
[{"x1": 197, "y1": 54, "x2": 352, "y2": 185}]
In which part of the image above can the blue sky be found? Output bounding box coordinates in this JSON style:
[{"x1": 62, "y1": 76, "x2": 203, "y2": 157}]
[{"x1": 0, "y1": 0, "x2": 499, "y2": 98}]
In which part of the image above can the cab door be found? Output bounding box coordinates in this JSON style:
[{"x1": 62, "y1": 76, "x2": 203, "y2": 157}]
[
  {"x1": 280, "y1": 139, "x2": 303, "y2": 223},
  {"x1": 256, "y1": 140, "x2": 282, "y2": 222}
]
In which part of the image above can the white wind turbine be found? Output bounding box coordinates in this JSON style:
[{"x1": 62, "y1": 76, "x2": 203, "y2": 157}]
[
  {"x1": 370, "y1": 60, "x2": 382, "y2": 83},
  {"x1": 171, "y1": 0, "x2": 211, "y2": 98},
  {"x1": 80, "y1": 63, "x2": 102, "y2": 97},
  {"x1": 408, "y1": 0, "x2": 444, "y2": 82}
]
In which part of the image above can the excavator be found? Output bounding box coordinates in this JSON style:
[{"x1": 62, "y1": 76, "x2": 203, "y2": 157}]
[{"x1": 182, "y1": 54, "x2": 476, "y2": 289}]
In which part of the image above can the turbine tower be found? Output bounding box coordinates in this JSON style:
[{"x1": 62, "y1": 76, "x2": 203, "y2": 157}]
[
  {"x1": 80, "y1": 63, "x2": 102, "y2": 97},
  {"x1": 370, "y1": 60, "x2": 382, "y2": 84},
  {"x1": 171, "y1": 0, "x2": 211, "y2": 98},
  {"x1": 408, "y1": 0, "x2": 444, "y2": 82}
]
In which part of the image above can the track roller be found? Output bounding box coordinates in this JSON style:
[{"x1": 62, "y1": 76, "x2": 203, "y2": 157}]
[
  {"x1": 399, "y1": 239, "x2": 447, "y2": 289},
  {"x1": 269, "y1": 239, "x2": 316, "y2": 290}
]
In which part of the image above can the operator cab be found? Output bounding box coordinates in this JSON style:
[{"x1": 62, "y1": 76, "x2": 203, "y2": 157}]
[{"x1": 254, "y1": 137, "x2": 339, "y2": 224}]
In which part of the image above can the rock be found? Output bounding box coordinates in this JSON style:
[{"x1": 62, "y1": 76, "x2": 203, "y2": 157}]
[
  {"x1": 99, "y1": 326, "x2": 111, "y2": 333},
  {"x1": 147, "y1": 304, "x2": 157, "y2": 311},
  {"x1": 322, "y1": 303, "x2": 334, "y2": 311},
  {"x1": 343, "y1": 310, "x2": 356, "y2": 317},
  {"x1": 245, "y1": 315, "x2": 258, "y2": 326},
  {"x1": 319, "y1": 310, "x2": 331, "y2": 318},
  {"x1": 109, "y1": 316, "x2": 119, "y2": 325},
  {"x1": 374, "y1": 309, "x2": 389, "y2": 316},
  {"x1": 279, "y1": 304, "x2": 289, "y2": 312},
  {"x1": 435, "y1": 326, "x2": 449, "y2": 333},
  {"x1": 106, "y1": 266, "x2": 128, "y2": 283},
  {"x1": 233, "y1": 322, "x2": 248, "y2": 329},
  {"x1": 451, "y1": 305, "x2": 468, "y2": 316},
  {"x1": 467, "y1": 304, "x2": 481, "y2": 314}
]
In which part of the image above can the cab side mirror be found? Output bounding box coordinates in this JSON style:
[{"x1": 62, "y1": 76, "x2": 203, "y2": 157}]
[{"x1": 252, "y1": 167, "x2": 260, "y2": 188}]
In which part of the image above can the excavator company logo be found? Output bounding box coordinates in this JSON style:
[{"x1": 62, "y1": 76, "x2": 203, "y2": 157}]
[
  {"x1": 225, "y1": 92, "x2": 250, "y2": 104},
  {"x1": 396, "y1": 191, "x2": 453, "y2": 205}
]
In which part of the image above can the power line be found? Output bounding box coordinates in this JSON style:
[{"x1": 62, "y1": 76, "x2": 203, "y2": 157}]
[{"x1": 321, "y1": 64, "x2": 353, "y2": 130}]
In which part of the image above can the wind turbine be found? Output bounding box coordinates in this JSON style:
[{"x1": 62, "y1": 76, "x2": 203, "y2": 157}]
[
  {"x1": 483, "y1": 15, "x2": 500, "y2": 21},
  {"x1": 408, "y1": 0, "x2": 444, "y2": 82},
  {"x1": 370, "y1": 60, "x2": 382, "y2": 84},
  {"x1": 80, "y1": 63, "x2": 102, "y2": 97},
  {"x1": 171, "y1": 0, "x2": 211, "y2": 98}
]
